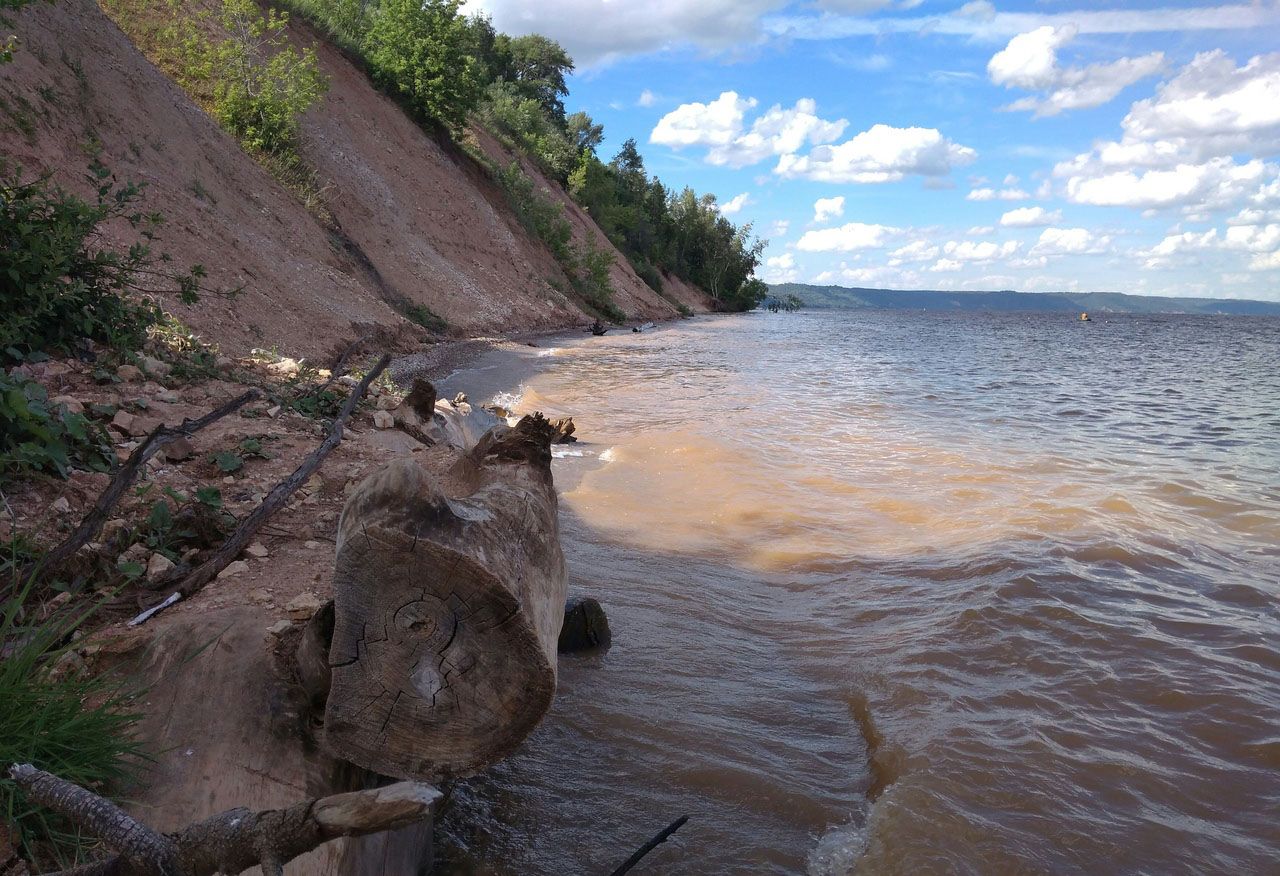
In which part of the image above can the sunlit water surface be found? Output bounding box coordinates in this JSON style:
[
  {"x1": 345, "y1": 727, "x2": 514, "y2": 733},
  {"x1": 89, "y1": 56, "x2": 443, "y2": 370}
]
[{"x1": 435, "y1": 310, "x2": 1280, "y2": 875}]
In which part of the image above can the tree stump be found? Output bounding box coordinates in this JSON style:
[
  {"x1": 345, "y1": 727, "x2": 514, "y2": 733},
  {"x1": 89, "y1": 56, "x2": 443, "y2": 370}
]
[{"x1": 324, "y1": 415, "x2": 566, "y2": 781}]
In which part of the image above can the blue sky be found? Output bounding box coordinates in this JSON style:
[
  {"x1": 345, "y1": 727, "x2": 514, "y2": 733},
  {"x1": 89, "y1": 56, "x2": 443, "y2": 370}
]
[{"x1": 466, "y1": 1, "x2": 1280, "y2": 301}]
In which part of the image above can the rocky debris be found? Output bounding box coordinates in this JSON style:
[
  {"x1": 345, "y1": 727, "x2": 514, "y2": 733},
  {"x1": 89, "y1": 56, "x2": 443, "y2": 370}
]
[
  {"x1": 338, "y1": 375, "x2": 360, "y2": 388},
  {"x1": 147, "y1": 552, "x2": 175, "y2": 581},
  {"x1": 215, "y1": 356, "x2": 235, "y2": 371},
  {"x1": 266, "y1": 405, "x2": 282, "y2": 418},
  {"x1": 162, "y1": 436, "x2": 196, "y2": 462},
  {"x1": 155, "y1": 389, "x2": 181, "y2": 404},
  {"x1": 267, "y1": 619, "x2": 294, "y2": 636},
  {"x1": 126, "y1": 415, "x2": 161, "y2": 438},
  {"x1": 285, "y1": 591, "x2": 323, "y2": 621},
  {"x1": 117, "y1": 364, "x2": 143, "y2": 382},
  {"x1": 265, "y1": 358, "x2": 302, "y2": 377},
  {"x1": 102, "y1": 518, "x2": 129, "y2": 540},
  {"x1": 558, "y1": 596, "x2": 612, "y2": 653},
  {"x1": 51, "y1": 496, "x2": 71, "y2": 515},
  {"x1": 452, "y1": 392, "x2": 467, "y2": 406},
  {"x1": 218, "y1": 560, "x2": 250, "y2": 579},
  {"x1": 139, "y1": 356, "x2": 171, "y2": 378},
  {"x1": 51, "y1": 395, "x2": 84, "y2": 415},
  {"x1": 111, "y1": 409, "x2": 136, "y2": 434},
  {"x1": 372, "y1": 410, "x2": 395, "y2": 429},
  {"x1": 375, "y1": 395, "x2": 397, "y2": 411},
  {"x1": 245, "y1": 542, "x2": 269, "y2": 559},
  {"x1": 119, "y1": 542, "x2": 149, "y2": 567},
  {"x1": 304, "y1": 540, "x2": 321, "y2": 550}
]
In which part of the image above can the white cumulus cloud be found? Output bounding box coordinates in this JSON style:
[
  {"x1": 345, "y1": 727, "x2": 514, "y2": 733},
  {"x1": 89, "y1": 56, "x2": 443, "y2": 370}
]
[
  {"x1": 719, "y1": 192, "x2": 753, "y2": 216},
  {"x1": 813, "y1": 196, "x2": 846, "y2": 223},
  {"x1": 1000, "y1": 205, "x2": 1062, "y2": 227},
  {"x1": 650, "y1": 93, "x2": 847, "y2": 168},
  {"x1": 988, "y1": 25, "x2": 1165, "y2": 117},
  {"x1": 1030, "y1": 227, "x2": 1111, "y2": 256},
  {"x1": 776, "y1": 124, "x2": 976, "y2": 183},
  {"x1": 796, "y1": 222, "x2": 900, "y2": 252},
  {"x1": 761, "y1": 252, "x2": 800, "y2": 283},
  {"x1": 967, "y1": 187, "x2": 1030, "y2": 201}
]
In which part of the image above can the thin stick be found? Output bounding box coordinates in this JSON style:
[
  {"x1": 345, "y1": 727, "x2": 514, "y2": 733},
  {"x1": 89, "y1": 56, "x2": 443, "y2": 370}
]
[
  {"x1": 609, "y1": 815, "x2": 690, "y2": 876},
  {"x1": 33, "y1": 390, "x2": 260, "y2": 581},
  {"x1": 174, "y1": 355, "x2": 390, "y2": 597}
]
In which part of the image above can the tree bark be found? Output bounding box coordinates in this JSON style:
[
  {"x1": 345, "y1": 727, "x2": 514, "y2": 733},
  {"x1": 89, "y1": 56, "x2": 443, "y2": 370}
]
[
  {"x1": 7, "y1": 765, "x2": 438, "y2": 876},
  {"x1": 324, "y1": 414, "x2": 566, "y2": 781}
]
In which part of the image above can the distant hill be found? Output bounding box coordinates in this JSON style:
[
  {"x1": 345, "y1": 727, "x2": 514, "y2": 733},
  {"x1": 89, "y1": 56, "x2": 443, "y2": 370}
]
[{"x1": 770, "y1": 284, "x2": 1280, "y2": 316}]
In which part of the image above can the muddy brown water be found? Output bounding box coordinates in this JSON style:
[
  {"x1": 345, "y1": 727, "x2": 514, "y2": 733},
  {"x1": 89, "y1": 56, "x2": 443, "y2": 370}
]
[{"x1": 432, "y1": 310, "x2": 1280, "y2": 874}]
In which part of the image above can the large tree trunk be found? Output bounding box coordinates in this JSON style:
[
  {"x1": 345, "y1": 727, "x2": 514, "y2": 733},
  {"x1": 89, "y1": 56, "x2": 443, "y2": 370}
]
[{"x1": 324, "y1": 415, "x2": 566, "y2": 781}]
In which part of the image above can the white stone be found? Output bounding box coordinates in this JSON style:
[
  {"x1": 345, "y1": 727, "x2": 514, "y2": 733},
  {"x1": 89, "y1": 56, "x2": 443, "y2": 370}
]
[
  {"x1": 245, "y1": 542, "x2": 269, "y2": 559},
  {"x1": 267, "y1": 619, "x2": 294, "y2": 636},
  {"x1": 373, "y1": 410, "x2": 395, "y2": 429},
  {"x1": 117, "y1": 364, "x2": 143, "y2": 382},
  {"x1": 218, "y1": 560, "x2": 250, "y2": 579},
  {"x1": 51, "y1": 497, "x2": 71, "y2": 514},
  {"x1": 146, "y1": 552, "x2": 175, "y2": 579},
  {"x1": 51, "y1": 396, "x2": 84, "y2": 415}
]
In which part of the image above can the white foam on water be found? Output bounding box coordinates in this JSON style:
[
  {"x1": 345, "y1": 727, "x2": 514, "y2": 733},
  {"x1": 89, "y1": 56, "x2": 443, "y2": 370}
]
[
  {"x1": 551, "y1": 448, "x2": 587, "y2": 458},
  {"x1": 598, "y1": 447, "x2": 617, "y2": 463},
  {"x1": 536, "y1": 347, "x2": 562, "y2": 357},
  {"x1": 807, "y1": 818, "x2": 869, "y2": 876}
]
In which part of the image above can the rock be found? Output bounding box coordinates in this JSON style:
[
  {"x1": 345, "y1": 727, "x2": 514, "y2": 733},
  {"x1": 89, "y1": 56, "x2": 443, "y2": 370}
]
[
  {"x1": 376, "y1": 394, "x2": 397, "y2": 410},
  {"x1": 162, "y1": 436, "x2": 195, "y2": 462},
  {"x1": 266, "y1": 358, "x2": 301, "y2": 377},
  {"x1": 304, "y1": 540, "x2": 321, "y2": 550},
  {"x1": 110, "y1": 409, "x2": 136, "y2": 434},
  {"x1": 126, "y1": 416, "x2": 160, "y2": 438},
  {"x1": 51, "y1": 496, "x2": 71, "y2": 515},
  {"x1": 215, "y1": 356, "x2": 235, "y2": 371},
  {"x1": 245, "y1": 542, "x2": 269, "y2": 559},
  {"x1": 248, "y1": 588, "x2": 272, "y2": 605},
  {"x1": 266, "y1": 405, "x2": 282, "y2": 418},
  {"x1": 217, "y1": 560, "x2": 250, "y2": 579},
  {"x1": 268, "y1": 619, "x2": 294, "y2": 636},
  {"x1": 116, "y1": 364, "x2": 143, "y2": 382},
  {"x1": 452, "y1": 392, "x2": 468, "y2": 406},
  {"x1": 51, "y1": 395, "x2": 84, "y2": 415},
  {"x1": 139, "y1": 356, "x2": 171, "y2": 378},
  {"x1": 146, "y1": 552, "x2": 175, "y2": 580},
  {"x1": 285, "y1": 592, "x2": 324, "y2": 621},
  {"x1": 338, "y1": 375, "x2": 360, "y2": 388},
  {"x1": 372, "y1": 410, "x2": 395, "y2": 429},
  {"x1": 558, "y1": 596, "x2": 612, "y2": 653},
  {"x1": 155, "y1": 389, "x2": 181, "y2": 404},
  {"x1": 102, "y1": 518, "x2": 128, "y2": 541},
  {"x1": 223, "y1": 475, "x2": 236, "y2": 484},
  {"x1": 550, "y1": 416, "x2": 576, "y2": 444}
]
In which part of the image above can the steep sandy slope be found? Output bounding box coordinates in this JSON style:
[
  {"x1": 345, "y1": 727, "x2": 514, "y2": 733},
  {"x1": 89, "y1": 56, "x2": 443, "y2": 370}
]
[
  {"x1": 1, "y1": 0, "x2": 407, "y2": 358},
  {"x1": 1, "y1": 1, "x2": 709, "y2": 361}
]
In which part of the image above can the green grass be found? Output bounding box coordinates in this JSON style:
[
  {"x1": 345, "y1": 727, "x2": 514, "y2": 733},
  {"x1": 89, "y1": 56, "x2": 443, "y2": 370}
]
[{"x1": 0, "y1": 572, "x2": 148, "y2": 870}]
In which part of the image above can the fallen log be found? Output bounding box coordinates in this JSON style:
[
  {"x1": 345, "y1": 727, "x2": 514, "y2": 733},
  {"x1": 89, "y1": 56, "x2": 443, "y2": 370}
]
[
  {"x1": 6, "y1": 763, "x2": 439, "y2": 876},
  {"x1": 324, "y1": 414, "x2": 567, "y2": 781}
]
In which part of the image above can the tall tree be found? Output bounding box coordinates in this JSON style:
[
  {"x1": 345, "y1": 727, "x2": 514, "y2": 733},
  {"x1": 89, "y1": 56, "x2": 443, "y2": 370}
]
[{"x1": 506, "y1": 34, "x2": 573, "y2": 123}]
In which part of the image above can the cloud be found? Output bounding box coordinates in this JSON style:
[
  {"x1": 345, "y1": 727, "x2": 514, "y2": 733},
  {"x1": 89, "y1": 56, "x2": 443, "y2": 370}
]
[
  {"x1": 796, "y1": 222, "x2": 899, "y2": 252},
  {"x1": 813, "y1": 196, "x2": 846, "y2": 223},
  {"x1": 767, "y1": 219, "x2": 791, "y2": 238},
  {"x1": 1139, "y1": 222, "x2": 1280, "y2": 270},
  {"x1": 719, "y1": 192, "x2": 753, "y2": 216},
  {"x1": 967, "y1": 187, "x2": 1030, "y2": 201},
  {"x1": 1000, "y1": 206, "x2": 1062, "y2": 227},
  {"x1": 776, "y1": 124, "x2": 976, "y2": 183},
  {"x1": 967, "y1": 225, "x2": 995, "y2": 235},
  {"x1": 761, "y1": 252, "x2": 800, "y2": 283},
  {"x1": 1054, "y1": 51, "x2": 1280, "y2": 215},
  {"x1": 1030, "y1": 227, "x2": 1111, "y2": 256},
  {"x1": 638, "y1": 89, "x2": 657, "y2": 107},
  {"x1": 942, "y1": 239, "x2": 1021, "y2": 261},
  {"x1": 988, "y1": 26, "x2": 1165, "y2": 117},
  {"x1": 888, "y1": 240, "x2": 939, "y2": 264},
  {"x1": 465, "y1": 0, "x2": 785, "y2": 66},
  {"x1": 650, "y1": 93, "x2": 847, "y2": 168}
]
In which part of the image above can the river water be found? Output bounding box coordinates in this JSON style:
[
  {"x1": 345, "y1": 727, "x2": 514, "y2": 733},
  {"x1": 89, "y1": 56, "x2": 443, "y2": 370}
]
[{"x1": 434, "y1": 310, "x2": 1280, "y2": 875}]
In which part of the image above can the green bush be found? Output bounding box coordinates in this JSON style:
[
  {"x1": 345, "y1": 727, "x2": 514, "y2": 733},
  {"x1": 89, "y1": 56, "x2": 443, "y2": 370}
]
[
  {"x1": 0, "y1": 372, "x2": 113, "y2": 479},
  {"x1": 0, "y1": 164, "x2": 181, "y2": 363},
  {"x1": 362, "y1": 0, "x2": 482, "y2": 131},
  {"x1": 0, "y1": 577, "x2": 147, "y2": 869},
  {"x1": 208, "y1": 0, "x2": 328, "y2": 157},
  {"x1": 572, "y1": 241, "x2": 623, "y2": 322},
  {"x1": 496, "y1": 161, "x2": 572, "y2": 262}
]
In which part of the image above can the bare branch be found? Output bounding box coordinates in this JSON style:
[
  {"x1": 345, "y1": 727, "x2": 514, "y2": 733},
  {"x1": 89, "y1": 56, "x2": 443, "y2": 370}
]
[
  {"x1": 30, "y1": 390, "x2": 259, "y2": 585},
  {"x1": 174, "y1": 355, "x2": 390, "y2": 597}
]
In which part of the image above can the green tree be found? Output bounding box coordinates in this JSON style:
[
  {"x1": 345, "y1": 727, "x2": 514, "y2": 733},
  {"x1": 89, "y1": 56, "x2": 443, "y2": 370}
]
[
  {"x1": 505, "y1": 34, "x2": 573, "y2": 123},
  {"x1": 209, "y1": 0, "x2": 328, "y2": 156},
  {"x1": 362, "y1": 0, "x2": 482, "y2": 131},
  {"x1": 565, "y1": 111, "x2": 603, "y2": 156}
]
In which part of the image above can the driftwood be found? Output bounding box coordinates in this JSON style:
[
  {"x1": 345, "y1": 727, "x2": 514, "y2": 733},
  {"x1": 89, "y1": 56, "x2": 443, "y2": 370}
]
[
  {"x1": 324, "y1": 414, "x2": 567, "y2": 781},
  {"x1": 7, "y1": 764, "x2": 438, "y2": 876},
  {"x1": 609, "y1": 815, "x2": 690, "y2": 876},
  {"x1": 32, "y1": 391, "x2": 259, "y2": 583},
  {"x1": 163, "y1": 356, "x2": 390, "y2": 597}
]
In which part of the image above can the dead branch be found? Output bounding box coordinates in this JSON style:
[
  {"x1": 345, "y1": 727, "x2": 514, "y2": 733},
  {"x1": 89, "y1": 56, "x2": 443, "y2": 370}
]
[
  {"x1": 33, "y1": 391, "x2": 260, "y2": 582},
  {"x1": 609, "y1": 815, "x2": 690, "y2": 876},
  {"x1": 8, "y1": 764, "x2": 438, "y2": 876},
  {"x1": 173, "y1": 355, "x2": 390, "y2": 597}
]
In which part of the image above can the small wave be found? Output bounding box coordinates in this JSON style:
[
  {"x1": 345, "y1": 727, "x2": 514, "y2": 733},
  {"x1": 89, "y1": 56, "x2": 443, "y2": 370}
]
[
  {"x1": 536, "y1": 347, "x2": 562, "y2": 357},
  {"x1": 551, "y1": 448, "x2": 587, "y2": 458},
  {"x1": 807, "y1": 819, "x2": 869, "y2": 876},
  {"x1": 598, "y1": 447, "x2": 617, "y2": 463}
]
